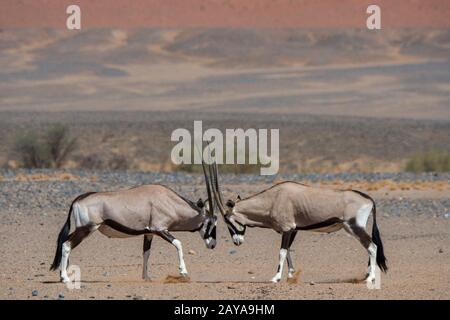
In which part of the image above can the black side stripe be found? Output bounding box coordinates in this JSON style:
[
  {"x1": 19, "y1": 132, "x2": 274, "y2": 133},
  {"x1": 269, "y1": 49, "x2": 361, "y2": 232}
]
[
  {"x1": 103, "y1": 219, "x2": 152, "y2": 236},
  {"x1": 296, "y1": 217, "x2": 343, "y2": 230}
]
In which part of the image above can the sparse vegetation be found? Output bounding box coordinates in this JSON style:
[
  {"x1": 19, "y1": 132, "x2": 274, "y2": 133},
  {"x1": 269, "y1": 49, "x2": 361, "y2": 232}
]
[
  {"x1": 405, "y1": 150, "x2": 450, "y2": 173},
  {"x1": 46, "y1": 124, "x2": 78, "y2": 168},
  {"x1": 174, "y1": 146, "x2": 262, "y2": 174},
  {"x1": 79, "y1": 153, "x2": 129, "y2": 170},
  {"x1": 13, "y1": 124, "x2": 77, "y2": 168}
]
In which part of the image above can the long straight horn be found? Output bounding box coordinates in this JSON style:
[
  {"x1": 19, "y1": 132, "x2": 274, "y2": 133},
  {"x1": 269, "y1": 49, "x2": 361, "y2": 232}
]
[
  {"x1": 212, "y1": 161, "x2": 224, "y2": 205},
  {"x1": 208, "y1": 162, "x2": 227, "y2": 216},
  {"x1": 201, "y1": 160, "x2": 214, "y2": 216}
]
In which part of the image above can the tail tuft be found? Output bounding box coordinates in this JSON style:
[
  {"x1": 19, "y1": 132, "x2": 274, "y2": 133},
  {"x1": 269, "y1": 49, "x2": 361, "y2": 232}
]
[
  {"x1": 371, "y1": 203, "x2": 388, "y2": 273},
  {"x1": 353, "y1": 190, "x2": 388, "y2": 273}
]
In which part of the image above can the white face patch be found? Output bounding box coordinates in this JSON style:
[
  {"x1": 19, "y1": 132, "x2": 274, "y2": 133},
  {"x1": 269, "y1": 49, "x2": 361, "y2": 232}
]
[{"x1": 232, "y1": 234, "x2": 244, "y2": 245}]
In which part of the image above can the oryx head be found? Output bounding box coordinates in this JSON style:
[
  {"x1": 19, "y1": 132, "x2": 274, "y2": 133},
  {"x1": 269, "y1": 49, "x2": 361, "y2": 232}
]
[{"x1": 203, "y1": 161, "x2": 246, "y2": 246}]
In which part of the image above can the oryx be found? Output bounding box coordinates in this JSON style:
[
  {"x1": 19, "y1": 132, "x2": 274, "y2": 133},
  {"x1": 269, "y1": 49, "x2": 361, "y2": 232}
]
[
  {"x1": 50, "y1": 180, "x2": 217, "y2": 282},
  {"x1": 207, "y1": 164, "x2": 387, "y2": 284}
]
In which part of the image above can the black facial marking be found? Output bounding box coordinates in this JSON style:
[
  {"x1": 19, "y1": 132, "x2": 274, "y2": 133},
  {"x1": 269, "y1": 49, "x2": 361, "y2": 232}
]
[{"x1": 224, "y1": 214, "x2": 246, "y2": 235}]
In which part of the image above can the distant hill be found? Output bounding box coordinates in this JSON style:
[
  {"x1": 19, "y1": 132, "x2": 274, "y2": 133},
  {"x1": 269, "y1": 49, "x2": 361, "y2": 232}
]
[{"x1": 0, "y1": 28, "x2": 449, "y2": 119}]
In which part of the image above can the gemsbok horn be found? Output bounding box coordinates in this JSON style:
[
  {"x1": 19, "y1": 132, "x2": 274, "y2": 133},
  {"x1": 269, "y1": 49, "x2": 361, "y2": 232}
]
[
  {"x1": 50, "y1": 173, "x2": 217, "y2": 282},
  {"x1": 208, "y1": 162, "x2": 387, "y2": 284}
]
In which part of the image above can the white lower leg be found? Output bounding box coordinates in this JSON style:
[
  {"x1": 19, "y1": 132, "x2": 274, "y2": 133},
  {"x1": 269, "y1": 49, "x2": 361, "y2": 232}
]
[
  {"x1": 60, "y1": 242, "x2": 71, "y2": 283},
  {"x1": 172, "y1": 239, "x2": 188, "y2": 276},
  {"x1": 287, "y1": 251, "x2": 295, "y2": 278},
  {"x1": 271, "y1": 249, "x2": 287, "y2": 283},
  {"x1": 366, "y1": 243, "x2": 377, "y2": 283}
]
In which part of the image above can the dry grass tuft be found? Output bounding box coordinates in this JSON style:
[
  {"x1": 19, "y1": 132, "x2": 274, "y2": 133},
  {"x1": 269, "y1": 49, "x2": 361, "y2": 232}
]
[{"x1": 11, "y1": 172, "x2": 95, "y2": 181}]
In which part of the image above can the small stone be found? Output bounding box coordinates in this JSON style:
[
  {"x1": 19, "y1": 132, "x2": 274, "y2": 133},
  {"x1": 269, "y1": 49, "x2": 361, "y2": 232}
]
[
  {"x1": 229, "y1": 250, "x2": 237, "y2": 255},
  {"x1": 248, "y1": 270, "x2": 254, "y2": 274},
  {"x1": 58, "y1": 293, "x2": 65, "y2": 300},
  {"x1": 106, "y1": 284, "x2": 112, "y2": 288},
  {"x1": 188, "y1": 250, "x2": 197, "y2": 255},
  {"x1": 31, "y1": 290, "x2": 38, "y2": 297},
  {"x1": 444, "y1": 213, "x2": 449, "y2": 219},
  {"x1": 309, "y1": 281, "x2": 315, "y2": 285},
  {"x1": 103, "y1": 272, "x2": 110, "y2": 277},
  {"x1": 438, "y1": 248, "x2": 444, "y2": 253},
  {"x1": 132, "y1": 295, "x2": 143, "y2": 300}
]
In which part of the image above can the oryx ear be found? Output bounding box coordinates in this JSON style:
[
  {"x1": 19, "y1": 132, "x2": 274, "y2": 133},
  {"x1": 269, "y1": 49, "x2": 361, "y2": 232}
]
[
  {"x1": 237, "y1": 195, "x2": 242, "y2": 201},
  {"x1": 226, "y1": 199, "x2": 235, "y2": 208},
  {"x1": 197, "y1": 198, "x2": 204, "y2": 208}
]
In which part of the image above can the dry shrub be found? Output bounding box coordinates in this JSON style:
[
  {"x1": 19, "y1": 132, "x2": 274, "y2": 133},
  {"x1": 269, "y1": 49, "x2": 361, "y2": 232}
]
[{"x1": 13, "y1": 124, "x2": 77, "y2": 168}]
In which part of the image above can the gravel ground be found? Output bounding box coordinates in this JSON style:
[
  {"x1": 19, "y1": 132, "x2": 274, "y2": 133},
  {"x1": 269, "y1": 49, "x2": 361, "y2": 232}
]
[
  {"x1": 0, "y1": 169, "x2": 449, "y2": 300},
  {"x1": 1, "y1": 170, "x2": 449, "y2": 217}
]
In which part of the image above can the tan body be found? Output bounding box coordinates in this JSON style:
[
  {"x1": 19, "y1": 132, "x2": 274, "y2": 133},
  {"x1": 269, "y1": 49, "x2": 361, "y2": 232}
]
[
  {"x1": 231, "y1": 182, "x2": 371, "y2": 233},
  {"x1": 77, "y1": 185, "x2": 205, "y2": 236},
  {"x1": 207, "y1": 161, "x2": 387, "y2": 284},
  {"x1": 50, "y1": 184, "x2": 217, "y2": 282}
]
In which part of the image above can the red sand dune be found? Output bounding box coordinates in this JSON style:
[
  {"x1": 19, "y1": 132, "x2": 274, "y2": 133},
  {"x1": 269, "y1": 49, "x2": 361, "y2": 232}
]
[{"x1": 1, "y1": 0, "x2": 450, "y2": 28}]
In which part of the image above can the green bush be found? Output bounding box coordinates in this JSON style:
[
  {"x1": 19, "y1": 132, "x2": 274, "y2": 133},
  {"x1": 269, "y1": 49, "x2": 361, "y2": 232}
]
[
  {"x1": 13, "y1": 124, "x2": 77, "y2": 168},
  {"x1": 405, "y1": 150, "x2": 450, "y2": 172}
]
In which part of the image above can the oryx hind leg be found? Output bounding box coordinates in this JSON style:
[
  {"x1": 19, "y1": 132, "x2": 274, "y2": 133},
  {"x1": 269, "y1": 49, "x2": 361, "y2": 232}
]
[
  {"x1": 60, "y1": 225, "x2": 97, "y2": 283},
  {"x1": 156, "y1": 230, "x2": 188, "y2": 277},
  {"x1": 271, "y1": 231, "x2": 294, "y2": 283},
  {"x1": 343, "y1": 218, "x2": 377, "y2": 284},
  {"x1": 142, "y1": 234, "x2": 154, "y2": 280}
]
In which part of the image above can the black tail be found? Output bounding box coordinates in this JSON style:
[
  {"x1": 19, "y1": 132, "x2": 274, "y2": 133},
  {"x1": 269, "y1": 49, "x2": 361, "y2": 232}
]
[
  {"x1": 352, "y1": 190, "x2": 388, "y2": 273},
  {"x1": 371, "y1": 202, "x2": 388, "y2": 273},
  {"x1": 50, "y1": 206, "x2": 72, "y2": 271}
]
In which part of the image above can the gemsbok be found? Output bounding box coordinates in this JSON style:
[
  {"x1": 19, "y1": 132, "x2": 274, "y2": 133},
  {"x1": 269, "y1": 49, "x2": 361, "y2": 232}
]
[
  {"x1": 50, "y1": 179, "x2": 217, "y2": 282},
  {"x1": 206, "y1": 163, "x2": 387, "y2": 284}
]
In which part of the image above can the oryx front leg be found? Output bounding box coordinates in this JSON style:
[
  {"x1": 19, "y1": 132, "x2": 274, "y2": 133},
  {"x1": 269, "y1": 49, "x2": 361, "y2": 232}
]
[
  {"x1": 271, "y1": 231, "x2": 293, "y2": 283},
  {"x1": 157, "y1": 230, "x2": 188, "y2": 277}
]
